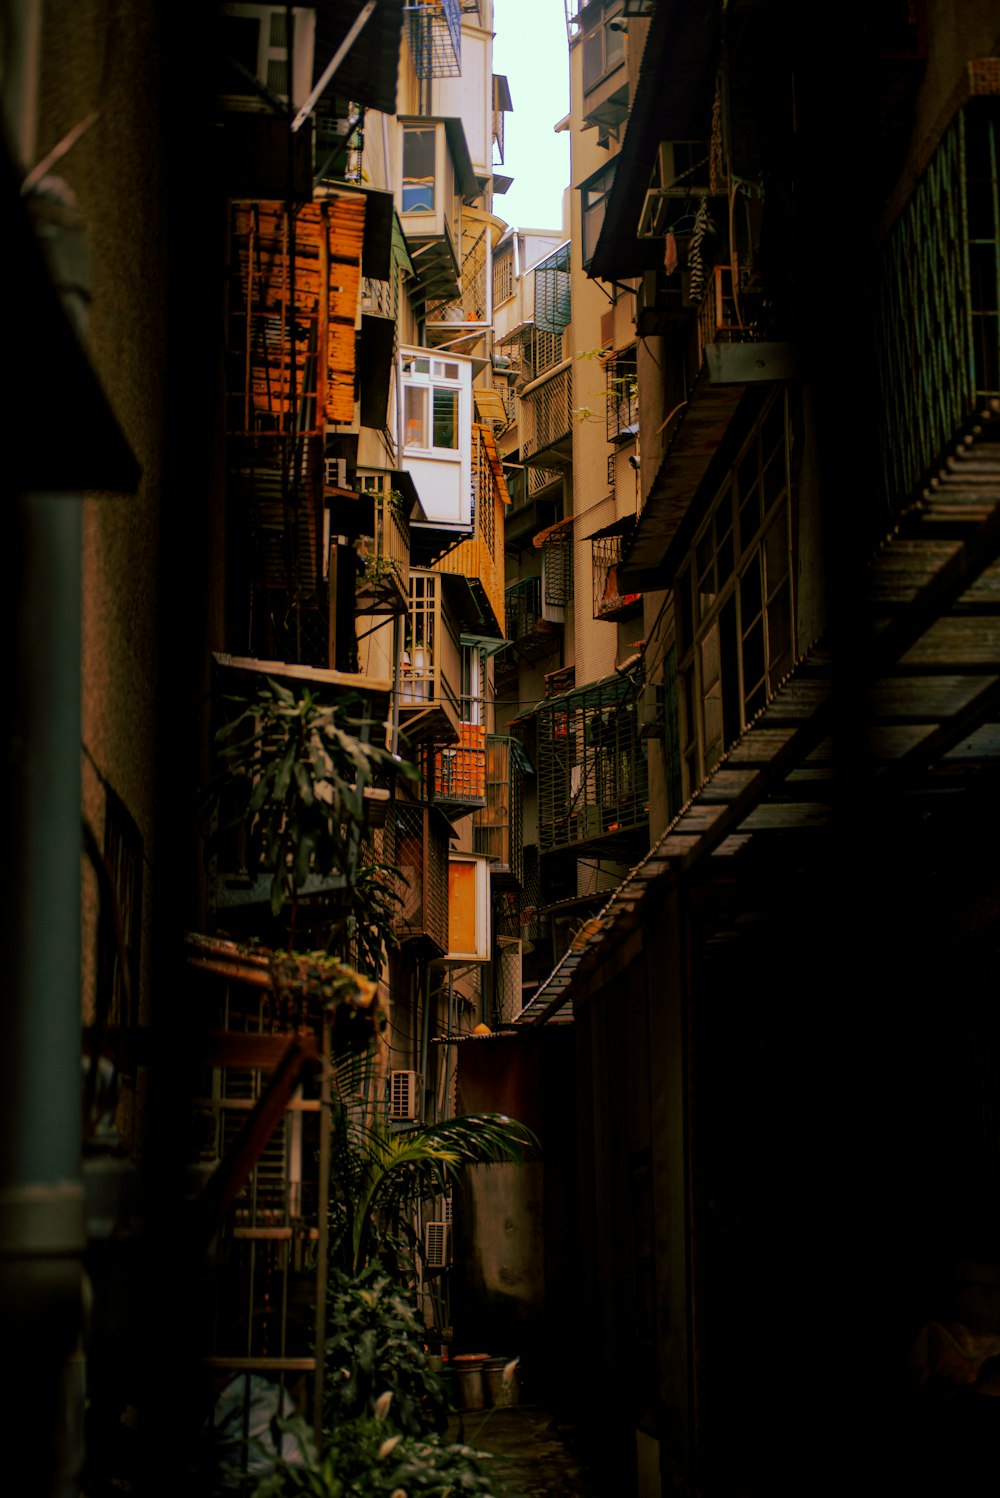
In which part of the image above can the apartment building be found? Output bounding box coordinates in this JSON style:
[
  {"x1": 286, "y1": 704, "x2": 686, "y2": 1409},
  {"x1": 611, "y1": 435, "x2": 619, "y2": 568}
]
[
  {"x1": 4, "y1": 0, "x2": 534, "y2": 1484},
  {"x1": 497, "y1": 3, "x2": 1000, "y2": 1495}
]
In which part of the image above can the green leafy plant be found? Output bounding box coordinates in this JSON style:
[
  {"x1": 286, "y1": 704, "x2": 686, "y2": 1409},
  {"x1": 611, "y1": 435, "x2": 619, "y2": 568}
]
[
  {"x1": 329, "y1": 1109, "x2": 540, "y2": 1277},
  {"x1": 209, "y1": 678, "x2": 413, "y2": 917},
  {"x1": 251, "y1": 1413, "x2": 496, "y2": 1497},
  {"x1": 323, "y1": 1264, "x2": 448, "y2": 1437}
]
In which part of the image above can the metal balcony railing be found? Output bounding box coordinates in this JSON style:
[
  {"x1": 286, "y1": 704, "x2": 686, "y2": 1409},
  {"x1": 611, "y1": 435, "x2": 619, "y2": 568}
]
[
  {"x1": 433, "y1": 424, "x2": 508, "y2": 636},
  {"x1": 521, "y1": 365, "x2": 572, "y2": 464},
  {"x1": 433, "y1": 722, "x2": 487, "y2": 806},
  {"x1": 537, "y1": 670, "x2": 649, "y2": 856},
  {"x1": 402, "y1": 570, "x2": 462, "y2": 741},
  {"x1": 357, "y1": 491, "x2": 410, "y2": 615},
  {"x1": 505, "y1": 575, "x2": 542, "y2": 641},
  {"x1": 694, "y1": 265, "x2": 767, "y2": 370},
  {"x1": 406, "y1": 0, "x2": 461, "y2": 79},
  {"x1": 473, "y1": 735, "x2": 526, "y2": 887},
  {"x1": 878, "y1": 97, "x2": 1000, "y2": 523}
]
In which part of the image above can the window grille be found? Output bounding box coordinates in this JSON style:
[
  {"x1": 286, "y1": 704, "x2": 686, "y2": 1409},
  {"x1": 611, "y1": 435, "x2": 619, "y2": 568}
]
[
  {"x1": 533, "y1": 242, "x2": 571, "y2": 335},
  {"x1": 433, "y1": 722, "x2": 487, "y2": 805},
  {"x1": 493, "y1": 250, "x2": 513, "y2": 307},
  {"x1": 675, "y1": 390, "x2": 793, "y2": 791},
  {"x1": 604, "y1": 347, "x2": 638, "y2": 442},
  {"x1": 537, "y1": 671, "x2": 649, "y2": 855},
  {"x1": 878, "y1": 99, "x2": 1000, "y2": 523},
  {"x1": 473, "y1": 735, "x2": 526, "y2": 887},
  {"x1": 391, "y1": 801, "x2": 449, "y2": 955},
  {"x1": 406, "y1": 0, "x2": 461, "y2": 79},
  {"x1": 592, "y1": 519, "x2": 641, "y2": 621},
  {"x1": 542, "y1": 524, "x2": 573, "y2": 607},
  {"x1": 505, "y1": 575, "x2": 542, "y2": 642}
]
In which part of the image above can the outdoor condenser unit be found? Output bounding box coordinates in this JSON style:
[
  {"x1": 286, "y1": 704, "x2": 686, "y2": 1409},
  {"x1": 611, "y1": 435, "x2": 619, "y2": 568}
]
[{"x1": 389, "y1": 1068, "x2": 420, "y2": 1122}]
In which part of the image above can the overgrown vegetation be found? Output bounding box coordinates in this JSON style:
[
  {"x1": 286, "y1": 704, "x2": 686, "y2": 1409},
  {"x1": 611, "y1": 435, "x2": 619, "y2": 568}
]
[{"x1": 323, "y1": 1265, "x2": 448, "y2": 1437}]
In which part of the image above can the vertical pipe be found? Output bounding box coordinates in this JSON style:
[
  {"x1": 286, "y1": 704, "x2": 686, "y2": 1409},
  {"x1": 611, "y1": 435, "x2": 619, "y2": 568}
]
[
  {"x1": 1, "y1": 490, "x2": 86, "y2": 1495},
  {"x1": 312, "y1": 1011, "x2": 332, "y2": 1438}
]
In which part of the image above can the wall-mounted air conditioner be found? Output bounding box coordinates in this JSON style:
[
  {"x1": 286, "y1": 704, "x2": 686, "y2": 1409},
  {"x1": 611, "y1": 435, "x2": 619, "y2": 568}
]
[
  {"x1": 424, "y1": 1219, "x2": 451, "y2": 1269},
  {"x1": 389, "y1": 1068, "x2": 421, "y2": 1122}
]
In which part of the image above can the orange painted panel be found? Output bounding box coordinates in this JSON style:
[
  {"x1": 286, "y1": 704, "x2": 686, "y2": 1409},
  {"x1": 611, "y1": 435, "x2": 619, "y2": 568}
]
[{"x1": 448, "y1": 860, "x2": 477, "y2": 957}]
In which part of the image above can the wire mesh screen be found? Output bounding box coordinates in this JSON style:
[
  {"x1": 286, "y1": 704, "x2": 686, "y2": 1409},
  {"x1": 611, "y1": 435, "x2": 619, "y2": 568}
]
[
  {"x1": 537, "y1": 672, "x2": 649, "y2": 853},
  {"x1": 392, "y1": 803, "x2": 448, "y2": 954},
  {"x1": 406, "y1": 0, "x2": 461, "y2": 79},
  {"x1": 472, "y1": 736, "x2": 524, "y2": 886},
  {"x1": 533, "y1": 242, "x2": 572, "y2": 334},
  {"x1": 493, "y1": 938, "x2": 523, "y2": 1024},
  {"x1": 605, "y1": 347, "x2": 638, "y2": 441},
  {"x1": 434, "y1": 722, "x2": 487, "y2": 803}
]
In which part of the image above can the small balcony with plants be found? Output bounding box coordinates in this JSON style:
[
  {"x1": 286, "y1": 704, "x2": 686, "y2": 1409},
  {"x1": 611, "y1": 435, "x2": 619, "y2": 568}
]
[{"x1": 355, "y1": 489, "x2": 410, "y2": 617}]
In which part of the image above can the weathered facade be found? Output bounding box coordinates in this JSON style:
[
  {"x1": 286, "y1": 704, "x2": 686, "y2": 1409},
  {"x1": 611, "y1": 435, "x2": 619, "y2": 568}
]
[{"x1": 501, "y1": 2, "x2": 1000, "y2": 1494}]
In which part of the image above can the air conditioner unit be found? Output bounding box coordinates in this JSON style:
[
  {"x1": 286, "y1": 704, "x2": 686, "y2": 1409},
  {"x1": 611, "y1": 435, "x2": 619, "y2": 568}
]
[
  {"x1": 389, "y1": 1068, "x2": 420, "y2": 1122},
  {"x1": 424, "y1": 1219, "x2": 451, "y2": 1269}
]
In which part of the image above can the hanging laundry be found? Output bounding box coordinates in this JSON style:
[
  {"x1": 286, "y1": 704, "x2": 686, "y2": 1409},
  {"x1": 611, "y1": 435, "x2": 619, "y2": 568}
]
[
  {"x1": 687, "y1": 200, "x2": 715, "y2": 305},
  {"x1": 664, "y1": 231, "x2": 679, "y2": 276}
]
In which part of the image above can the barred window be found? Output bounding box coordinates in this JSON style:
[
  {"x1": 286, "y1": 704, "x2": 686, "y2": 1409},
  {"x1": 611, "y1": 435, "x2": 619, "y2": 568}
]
[
  {"x1": 493, "y1": 250, "x2": 513, "y2": 307},
  {"x1": 675, "y1": 391, "x2": 794, "y2": 792}
]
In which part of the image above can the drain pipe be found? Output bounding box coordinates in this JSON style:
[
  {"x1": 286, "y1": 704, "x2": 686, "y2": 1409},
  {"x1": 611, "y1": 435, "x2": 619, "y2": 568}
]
[{"x1": 2, "y1": 222, "x2": 88, "y2": 1498}]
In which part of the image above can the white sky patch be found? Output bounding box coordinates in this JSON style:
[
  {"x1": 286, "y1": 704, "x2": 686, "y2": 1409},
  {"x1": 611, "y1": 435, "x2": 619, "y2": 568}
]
[{"x1": 492, "y1": 0, "x2": 571, "y2": 235}]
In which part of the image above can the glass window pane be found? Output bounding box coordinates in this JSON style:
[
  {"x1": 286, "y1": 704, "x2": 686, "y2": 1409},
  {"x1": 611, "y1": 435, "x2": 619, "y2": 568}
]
[
  {"x1": 403, "y1": 127, "x2": 436, "y2": 213},
  {"x1": 432, "y1": 387, "x2": 458, "y2": 448},
  {"x1": 404, "y1": 385, "x2": 427, "y2": 447}
]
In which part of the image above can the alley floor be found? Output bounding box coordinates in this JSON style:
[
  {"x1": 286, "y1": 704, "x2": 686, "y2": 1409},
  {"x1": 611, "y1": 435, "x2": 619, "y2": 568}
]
[{"x1": 446, "y1": 1405, "x2": 603, "y2": 1498}]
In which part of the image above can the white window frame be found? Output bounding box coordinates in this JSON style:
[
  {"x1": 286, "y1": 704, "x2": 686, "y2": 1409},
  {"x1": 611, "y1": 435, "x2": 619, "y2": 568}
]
[{"x1": 401, "y1": 355, "x2": 464, "y2": 463}]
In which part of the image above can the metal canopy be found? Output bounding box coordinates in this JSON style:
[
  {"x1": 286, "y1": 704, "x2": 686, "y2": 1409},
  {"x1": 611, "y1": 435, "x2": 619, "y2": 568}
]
[{"x1": 519, "y1": 416, "x2": 1000, "y2": 1024}]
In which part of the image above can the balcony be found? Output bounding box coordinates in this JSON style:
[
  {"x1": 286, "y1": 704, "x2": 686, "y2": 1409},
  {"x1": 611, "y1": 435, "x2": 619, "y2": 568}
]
[
  {"x1": 388, "y1": 800, "x2": 451, "y2": 956},
  {"x1": 591, "y1": 518, "x2": 642, "y2": 622},
  {"x1": 426, "y1": 208, "x2": 505, "y2": 348},
  {"x1": 520, "y1": 363, "x2": 573, "y2": 468},
  {"x1": 537, "y1": 671, "x2": 650, "y2": 859},
  {"x1": 227, "y1": 431, "x2": 328, "y2": 667},
  {"x1": 473, "y1": 736, "x2": 527, "y2": 888},
  {"x1": 356, "y1": 490, "x2": 410, "y2": 616},
  {"x1": 504, "y1": 575, "x2": 561, "y2": 665},
  {"x1": 433, "y1": 423, "x2": 509, "y2": 637},
  {"x1": 406, "y1": 0, "x2": 461, "y2": 79},
  {"x1": 400, "y1": 569, "x2": 462, "y2": 747},
  {"x1": 433, "y1": 722, "x2": 487, "y2": 810},
  {"x1": 878, "y1": 97, "x2": 1000, "y2": 524}
]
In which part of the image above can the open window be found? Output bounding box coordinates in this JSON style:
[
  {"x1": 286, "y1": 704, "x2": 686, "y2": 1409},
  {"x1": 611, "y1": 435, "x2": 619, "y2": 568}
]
[{"x1": 220, "y1": 4, "x2": 316, "y2": 111}]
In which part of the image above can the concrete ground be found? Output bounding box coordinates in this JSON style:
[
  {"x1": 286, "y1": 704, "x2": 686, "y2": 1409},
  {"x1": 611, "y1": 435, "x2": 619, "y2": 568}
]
[{"x1": 446, "y1": 1404, "x2": 603, "y2": 1498}]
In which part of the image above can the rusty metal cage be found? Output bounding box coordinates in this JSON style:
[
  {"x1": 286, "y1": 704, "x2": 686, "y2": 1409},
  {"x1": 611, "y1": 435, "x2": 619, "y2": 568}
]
[
  {"x1": 391, "y1": 801, "x2": 449, "y2": 955},
  {"x1": 472, "y1": 735, "x2": 526, "y2": 887}
]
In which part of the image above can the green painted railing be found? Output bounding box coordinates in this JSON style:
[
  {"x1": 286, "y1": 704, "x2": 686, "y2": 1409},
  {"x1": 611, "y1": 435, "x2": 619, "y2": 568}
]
[{"x1": 878, "y1": 101, "x2": 1000, "y2": 520}]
